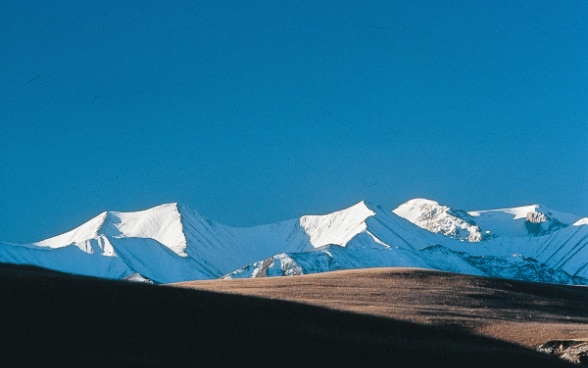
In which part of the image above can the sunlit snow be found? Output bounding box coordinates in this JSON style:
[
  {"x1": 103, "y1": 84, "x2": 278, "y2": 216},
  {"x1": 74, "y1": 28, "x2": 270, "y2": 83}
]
[{"x1": 1, "y1": 198, "x2": 586, "y2": 284}]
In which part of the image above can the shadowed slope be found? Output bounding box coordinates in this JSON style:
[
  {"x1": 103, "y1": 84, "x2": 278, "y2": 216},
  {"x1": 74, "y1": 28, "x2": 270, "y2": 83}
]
[{"x1": 0, "y1": 264, "x2": 574, "y2": 367}]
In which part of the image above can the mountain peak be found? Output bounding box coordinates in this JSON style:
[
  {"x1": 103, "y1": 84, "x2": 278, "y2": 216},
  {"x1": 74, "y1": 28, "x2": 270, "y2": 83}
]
[
  {"x1": 300, "y1": 201, "x2": 375, "y2": 248},
  {"x1": 393, "y1": 198, "x2": 484, "y2": 242},
  {"x1": 35, "y1": 211, "x2": 109, "y2": 248},
  {"x1": 106, "y1": 202, "x2": 187, "y2": 256},
  {"x1": 36, "y1": 203, "x2": 188, "y2": 256},
  {"x1": 5, "y1": 198, "x2": 587, "y2": 285}
]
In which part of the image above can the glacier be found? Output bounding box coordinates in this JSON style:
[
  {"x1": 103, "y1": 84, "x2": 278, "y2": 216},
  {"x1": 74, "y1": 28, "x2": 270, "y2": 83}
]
[{"x1": 0, "y1": 199, "x2": 587, "y2": 285}]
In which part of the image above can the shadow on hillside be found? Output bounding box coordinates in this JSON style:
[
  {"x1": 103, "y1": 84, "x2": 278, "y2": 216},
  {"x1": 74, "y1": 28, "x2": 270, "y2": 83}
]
[
  {"x1": 466, "y1": 277, "x2": 588, "y2": 322},
  {"x1": 0, "y1": 264, "x2": 574, "y2": 367}
]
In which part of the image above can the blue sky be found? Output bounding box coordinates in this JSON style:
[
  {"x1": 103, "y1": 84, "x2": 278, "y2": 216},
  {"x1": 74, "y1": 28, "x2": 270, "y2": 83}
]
[{"x1": 1, "y1": 1, "x2": 587, "y2": 242}]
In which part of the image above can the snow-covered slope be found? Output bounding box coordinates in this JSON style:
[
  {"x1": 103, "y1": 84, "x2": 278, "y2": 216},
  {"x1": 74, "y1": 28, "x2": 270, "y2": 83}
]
[
  {"x1": 394, "y1": 199, "x2": 580, "y2": 240},
  {"x1": 1, "y1": 199, "x2": 586, "y2": 285},
  {"x1": 299, "y1": 201, "x2": 375, "y2": 248},
  {"x1": 227, "y1": 202, "x2": 588, "y2": 285},
  {"x1": 469, "y1": 204, "x2": 575, "y2": 237},
  {"x1": 393, "y1": 199, "x2": 485, "y2": 241},
  {"x1": 35, "y1": 203, "x2": 187, "y2": 256},
  {"x1": 0, "y1": 203, "x2": 321, "y2": 283}
]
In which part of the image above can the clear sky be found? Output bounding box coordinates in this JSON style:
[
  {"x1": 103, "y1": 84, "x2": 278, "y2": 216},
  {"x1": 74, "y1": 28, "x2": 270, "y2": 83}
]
[{"x1": 1, "y1": 1, "x2": 587, "y2": 243}]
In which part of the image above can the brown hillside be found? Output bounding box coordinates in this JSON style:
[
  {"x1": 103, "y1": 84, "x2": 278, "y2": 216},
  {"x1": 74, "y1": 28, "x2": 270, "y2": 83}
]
[
  {"x1": 0, "y1": 264, "x2": 580, "y2": 367},
  {"x1": 177, "y1": 267, "x2": 588, "y2": 348}
]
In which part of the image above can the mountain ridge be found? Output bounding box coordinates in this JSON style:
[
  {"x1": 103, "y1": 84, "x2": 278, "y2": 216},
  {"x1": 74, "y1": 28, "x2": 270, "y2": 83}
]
[{"x1": 1, "y1": 198, "x2": 586, "y2": 284}]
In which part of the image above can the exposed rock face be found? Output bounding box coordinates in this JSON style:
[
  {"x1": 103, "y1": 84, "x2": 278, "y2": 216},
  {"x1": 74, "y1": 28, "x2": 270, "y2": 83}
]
[
  {"x1": 525, "y1": 210, "x2": 567, "y2": 235},
  {"x1": 393, "y1": 199, "x2": 486, "y2": 242},
  {"x1": 538, "y1": 340, "x2": 588, "y2": 365},
  {"x1": 526, "y1": 211, "x2": 548, "y2": 235}
]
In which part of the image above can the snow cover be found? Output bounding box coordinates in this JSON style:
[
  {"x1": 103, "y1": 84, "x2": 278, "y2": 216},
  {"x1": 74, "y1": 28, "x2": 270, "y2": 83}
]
[
  {"x1": 35, "y1": 203, "x2": 187, "y2": 256},
  {"x1": 35, "y1": 211, "x2": 109, "y2": 249},
  {"x1": 468, "y1": 204, "x2": 575, "y2": 237},
  {"x1": 108, "y1": 204, "x2": 187, "y2": 256},
  {"x1": 300, "y1": 201, "x2": 375, "y2": 248},
  {"x1": 394, "y1": 199, "x2": 580, "y2": 240},
  {"x1": 393, "y1": 198, "x2": 483, "y2": 242},
  {"x1": 1, "y1": 198, "x2": 587, "y2": 285}
]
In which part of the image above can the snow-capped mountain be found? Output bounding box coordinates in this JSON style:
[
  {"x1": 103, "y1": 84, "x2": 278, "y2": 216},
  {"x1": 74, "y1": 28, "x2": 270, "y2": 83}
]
[
  {"x1": 227, "y1": 201, "x2": 588, "y2": 284},
  {"x1": 392, "y1": 198, "x2": 577, "y2": 241},
  {"x1": 468, "y1": 204, "x2": 574, "y2": 237},
  {"x1": 0, "y1": 203, "x2": 317, "y2": 283},
  {"x1": 393, "y1": 199, "x2": 486, "y2": 242},
  {"x1": 1, "y1": 199, "x2": 586, "y2": 285}
]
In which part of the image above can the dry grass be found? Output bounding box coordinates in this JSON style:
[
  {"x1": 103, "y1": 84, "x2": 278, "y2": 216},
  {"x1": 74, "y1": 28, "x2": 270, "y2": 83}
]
[
  {"x1": 1, "y1": 264, "x2": 582, "y2": 367},
  {"x1": 176, "y1": 267, "x2": 588, "y2": 349}
]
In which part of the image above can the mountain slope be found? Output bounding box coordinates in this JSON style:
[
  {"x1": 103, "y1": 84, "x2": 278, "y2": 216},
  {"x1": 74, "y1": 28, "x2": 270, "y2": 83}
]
[
  {"x1": 0, "y1": 199, "x2": 586, "y2": 285},
  {"x1": 393, "y1": 198, "x2": 485, "y2": 241},
  {"x1": 227, "y1": 202, "x2": 588, "y2": 285},
  {"x1": 393, "y1": 199, "x2": 580, "y2": 241},
  {"x1": 468, "y1": 204, "x2": 575, "y2": 237}
]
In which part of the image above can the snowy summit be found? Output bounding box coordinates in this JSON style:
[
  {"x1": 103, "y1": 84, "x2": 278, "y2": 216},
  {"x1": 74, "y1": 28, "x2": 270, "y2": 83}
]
[{"x1": 0, "y1": 198, "x2": 586, "y2": 285}]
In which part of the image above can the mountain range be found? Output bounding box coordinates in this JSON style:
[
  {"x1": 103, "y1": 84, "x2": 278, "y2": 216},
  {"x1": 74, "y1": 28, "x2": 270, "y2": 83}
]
[{"x1": 1, "y1": 198, "x2": 587, "y2": 284}]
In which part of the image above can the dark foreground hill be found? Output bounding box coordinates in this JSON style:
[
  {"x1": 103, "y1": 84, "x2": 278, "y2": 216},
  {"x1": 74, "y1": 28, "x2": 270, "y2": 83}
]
[{"x1": 0, "y1": 264, "x2": 577, "y2": 367}]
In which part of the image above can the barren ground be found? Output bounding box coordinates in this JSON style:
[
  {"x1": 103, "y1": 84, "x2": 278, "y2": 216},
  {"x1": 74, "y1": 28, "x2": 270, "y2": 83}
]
[
  {"x1": 176, "y1": 267, "x2": 588, "y2": 348},
  {"x1": 1, "y1": 264, "x2": 584, "y2": 367}
]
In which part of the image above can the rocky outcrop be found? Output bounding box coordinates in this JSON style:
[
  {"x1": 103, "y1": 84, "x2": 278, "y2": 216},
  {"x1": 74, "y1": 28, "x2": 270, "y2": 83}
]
[
  {"x1": 525, "y1": 211, "x2": 567, "y2": 235},
  {"x1": 393, "y1": 199, "x2": 486, "y2": 242},
  {"x1": 538, "y1": 340, "x2": 588, "y2": 365}
]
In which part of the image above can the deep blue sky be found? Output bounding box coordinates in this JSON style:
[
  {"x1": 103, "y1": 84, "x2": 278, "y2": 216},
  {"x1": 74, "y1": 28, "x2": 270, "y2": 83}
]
[{"x1": 1, "y1": 1, "x2": 587, "y2": 243}]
